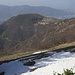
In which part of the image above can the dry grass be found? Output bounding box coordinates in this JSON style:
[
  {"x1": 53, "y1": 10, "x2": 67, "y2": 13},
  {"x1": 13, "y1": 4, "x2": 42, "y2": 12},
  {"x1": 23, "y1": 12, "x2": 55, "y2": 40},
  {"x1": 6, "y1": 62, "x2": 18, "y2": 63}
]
[
  {"x1": 0, "y1": 50, "x2": 36, "y2": 62},
  {"x1": 0, "y1": 41, "x2": 75, "y2": 62},
  {"x1": 49, "y1": 41, "x2": 75, "y2": 51}
]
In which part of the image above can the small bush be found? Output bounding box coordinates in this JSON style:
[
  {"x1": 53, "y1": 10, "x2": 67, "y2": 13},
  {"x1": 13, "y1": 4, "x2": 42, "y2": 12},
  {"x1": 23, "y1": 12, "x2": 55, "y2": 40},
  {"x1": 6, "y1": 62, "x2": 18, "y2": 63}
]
[{"x1": 53, "y1": 69, "x2": 75, "y2": 75}]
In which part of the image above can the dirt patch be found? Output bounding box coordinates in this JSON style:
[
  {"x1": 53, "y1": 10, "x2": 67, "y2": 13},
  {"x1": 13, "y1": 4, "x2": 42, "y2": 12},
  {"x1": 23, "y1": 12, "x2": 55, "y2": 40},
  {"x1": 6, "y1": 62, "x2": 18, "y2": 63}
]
[
  {"x1": 20, "y1": 52, "x2": 53, "y2": 62},
  {"x1": 29, "y1": 68, "x2": 38, "y2": 72},
  {"x1": 23, "y1": 60, "x2": 35, "y2": 66}
]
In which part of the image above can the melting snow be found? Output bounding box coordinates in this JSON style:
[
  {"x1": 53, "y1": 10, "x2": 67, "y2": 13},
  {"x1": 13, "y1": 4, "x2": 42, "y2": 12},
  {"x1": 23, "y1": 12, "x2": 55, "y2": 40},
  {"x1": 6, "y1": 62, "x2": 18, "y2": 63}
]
[
  {"x1": 0, "y1": 51, "x2": 75, "y2": 75},
  {"x1": 32, "y1": 50, "x2": 48, "y2": 54}
]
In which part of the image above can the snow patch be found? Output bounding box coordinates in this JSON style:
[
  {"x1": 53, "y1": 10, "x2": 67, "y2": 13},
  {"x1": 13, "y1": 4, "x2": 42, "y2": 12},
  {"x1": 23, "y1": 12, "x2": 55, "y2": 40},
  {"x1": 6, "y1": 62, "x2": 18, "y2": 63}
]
[
  {"x1": 0, "y1": 51, "x2": 75, "y2": 75},
  {"x1": 21, "y1": 52, "x2": 75, "y2": 75}
]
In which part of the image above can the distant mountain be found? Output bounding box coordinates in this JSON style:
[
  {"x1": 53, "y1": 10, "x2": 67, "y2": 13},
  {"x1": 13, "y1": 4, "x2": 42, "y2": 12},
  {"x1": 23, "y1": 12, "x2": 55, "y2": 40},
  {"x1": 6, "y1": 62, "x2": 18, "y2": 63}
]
[
  {"x1": 0, "y1": 5, "x2": 71, "y2": 22},
  {"x1": 0, "y1": 14, "x2": 60, "y2": 57},
  {"x1": 0, "y1": 14, "x2": 45, "y2": 56},
  {"x1": 1, "y1": 13, "x2": 75, "y2": 61}
]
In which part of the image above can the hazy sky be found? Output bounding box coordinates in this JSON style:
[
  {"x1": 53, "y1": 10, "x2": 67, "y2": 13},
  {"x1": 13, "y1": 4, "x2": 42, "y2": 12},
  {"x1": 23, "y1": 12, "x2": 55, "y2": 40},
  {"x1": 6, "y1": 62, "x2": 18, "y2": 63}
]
[{"x1": 0, "y1": 0, "x2": 74, "y2": 10}]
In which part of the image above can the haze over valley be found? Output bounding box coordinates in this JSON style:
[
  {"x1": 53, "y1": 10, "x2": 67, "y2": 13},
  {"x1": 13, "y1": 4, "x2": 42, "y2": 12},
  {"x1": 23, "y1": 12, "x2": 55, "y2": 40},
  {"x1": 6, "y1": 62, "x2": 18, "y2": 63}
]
[{"x1": 0, "y1": 4, "x2": 74, "y2": 22}]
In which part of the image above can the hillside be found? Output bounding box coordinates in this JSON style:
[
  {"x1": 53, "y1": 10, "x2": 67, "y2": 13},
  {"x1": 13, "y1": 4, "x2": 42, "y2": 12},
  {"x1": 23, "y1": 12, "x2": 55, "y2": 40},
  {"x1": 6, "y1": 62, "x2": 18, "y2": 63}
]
[
  {"x1": 0, "y1": 14, "x2": 46, "y2": 56},
  {"x1": 1, "y1": 14, "x2": 75, "y2": 62},
  {"x1": 0, "y1": 5, "x2": 70, "y2": 22},
  {"x1": 17, "y1": 18, "x2": 75, "y2": 52},
  {"x1": 0, "y1": 13, "x2": 60, "y2": 56}
]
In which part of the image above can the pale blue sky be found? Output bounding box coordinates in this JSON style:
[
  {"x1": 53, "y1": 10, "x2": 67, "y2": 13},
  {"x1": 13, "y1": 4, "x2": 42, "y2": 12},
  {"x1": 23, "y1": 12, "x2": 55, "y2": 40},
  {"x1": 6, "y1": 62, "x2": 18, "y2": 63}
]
[{"x1": 0, "y1": 0, "x2": 74, "y2": 10}]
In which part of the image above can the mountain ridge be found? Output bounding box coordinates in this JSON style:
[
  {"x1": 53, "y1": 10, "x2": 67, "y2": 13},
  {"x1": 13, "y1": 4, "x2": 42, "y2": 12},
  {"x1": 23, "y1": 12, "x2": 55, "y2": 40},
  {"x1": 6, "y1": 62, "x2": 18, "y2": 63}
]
[
  {"x1": 0, "y1": 14, "x2": 75, "y2": 62},
  {"x1": 0, "y1": 4, "x2": 71, "y2": 22}
]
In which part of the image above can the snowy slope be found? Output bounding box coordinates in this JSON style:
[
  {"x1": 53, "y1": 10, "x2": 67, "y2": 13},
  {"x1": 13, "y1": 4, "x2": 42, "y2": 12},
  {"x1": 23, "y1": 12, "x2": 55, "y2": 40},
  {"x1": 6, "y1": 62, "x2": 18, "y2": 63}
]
[{"x1": 0, "y1": 51, "x2": 75, "y2": 75}]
